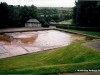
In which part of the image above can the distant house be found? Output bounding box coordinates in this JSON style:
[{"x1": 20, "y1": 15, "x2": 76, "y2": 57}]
[{"x1": 25, "y1": 19, "x2": 41, "y2": 27}]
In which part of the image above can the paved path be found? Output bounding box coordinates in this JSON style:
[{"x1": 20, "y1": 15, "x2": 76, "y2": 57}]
[
  {"x1": 0, "y1": 27, "x2": 56, "y2": 33},
  {"x1": 84, "y1": 41, "x2": 100, "y2": 51}
]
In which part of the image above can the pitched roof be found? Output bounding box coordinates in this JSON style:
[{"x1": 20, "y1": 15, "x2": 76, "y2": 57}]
[{"x1": 27, "y1": 19, "x2": 39, "y2": 23}]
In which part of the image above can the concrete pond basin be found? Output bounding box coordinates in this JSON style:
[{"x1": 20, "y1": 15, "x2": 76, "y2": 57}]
[{"x1": 0, "y1": 30, "x2": 85, "y2": 59}]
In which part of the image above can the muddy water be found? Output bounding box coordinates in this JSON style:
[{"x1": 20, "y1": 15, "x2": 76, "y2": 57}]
[
  {"x1": 32, "y1": 30, "x2": 72, "y2": 49},
  {"x1": 0, "y1": 30, "x2": 85, "y2": 59},
  {"x1": 5, "y1": 30, "x2": 73, "y2": 49}
]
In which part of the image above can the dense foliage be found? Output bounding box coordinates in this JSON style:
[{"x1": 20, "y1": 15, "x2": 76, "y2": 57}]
[
  {"x1": 0, "y1": 2, "x2": 73, "y2": 28},
  {"x1": 73, "y1": 0, "x2": 100, "y2": 28},
  {"x1": 38, "y1": 7, "x2": 73, "y2": 23},
  {"x1": 0, "y1": 2, "x2": 38, "y2": 28}
]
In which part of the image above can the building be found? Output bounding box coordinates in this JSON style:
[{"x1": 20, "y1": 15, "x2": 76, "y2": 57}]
[{"x1": 25, "y1": 19, "x2": 41, "y2": 27}]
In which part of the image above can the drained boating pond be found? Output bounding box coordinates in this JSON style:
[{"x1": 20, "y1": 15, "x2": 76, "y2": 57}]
[{"x1": 0, "y1": 30, "x2": 85, "y2": 59}]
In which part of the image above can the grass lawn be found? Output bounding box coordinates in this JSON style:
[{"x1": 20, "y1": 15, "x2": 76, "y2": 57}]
[
  {"x1": 50, "y1": 19, "x2": 72, "y2": 25},
  {"x1": 58, "y1": 19, "x2": 72, "y2": 24},
  {"x1": 66, "y1": 29, "x2": 100, "y2": 37},
  {"x1": 0, "y1": 40, "x2": 100, "y2": 75}
]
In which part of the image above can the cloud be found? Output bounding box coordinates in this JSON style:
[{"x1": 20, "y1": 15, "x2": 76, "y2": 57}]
[{"x1": 0, "y1": 0, "x2": 75, "y2": 7}]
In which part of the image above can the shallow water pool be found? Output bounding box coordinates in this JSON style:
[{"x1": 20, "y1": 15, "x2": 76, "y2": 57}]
[{"x1": 0, "y1": 30, "x2": 85, "y2": 59}]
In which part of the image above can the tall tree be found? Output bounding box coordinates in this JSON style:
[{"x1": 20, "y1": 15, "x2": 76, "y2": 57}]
[
  {"x1": 0, "y1": 2, "x2": 39, "y2": 28},
  {"x1": 73, "y1": 0, "x2": 100, "y2": 28},
  {"x1": 0, "y1": 2, "x2": 10, "y2": 28}
]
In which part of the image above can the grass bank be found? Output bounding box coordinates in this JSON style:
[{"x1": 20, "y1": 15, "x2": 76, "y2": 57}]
[
  {"x1": 67, "y1": 29, "x2": 100, "y2": 37},
  {"x1": 0, "y1": 40, "x2": 100, "y2": 74}
]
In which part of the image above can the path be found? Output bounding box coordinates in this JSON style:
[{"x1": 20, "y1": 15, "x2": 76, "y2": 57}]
[
  {"x1": 0, "y1": 27, "x2": 56, "y2": 33},
  {"x1": 85, "y1": 41, "x2": 100, "y2": 51}
]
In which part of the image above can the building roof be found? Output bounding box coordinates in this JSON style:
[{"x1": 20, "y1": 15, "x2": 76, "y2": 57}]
[{"x1": 27, "y1": 19, "x2": 39, "y2": 23}]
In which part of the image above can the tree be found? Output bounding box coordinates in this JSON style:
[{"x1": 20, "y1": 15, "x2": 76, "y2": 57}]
[
  {"x1": 0, "y1": 2, "x2": 10, "y2": 28},
  {"x1": 0, "y1": 2, "x2": 39, "y2": 28},
  {"x1": 73, "y1": 0, "x2": 100, "y2": 28}
]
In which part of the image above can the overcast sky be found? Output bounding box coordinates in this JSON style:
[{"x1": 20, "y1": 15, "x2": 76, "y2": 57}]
[{"x1": 0, "y1": 0, "x2": 75, "y2": 7}]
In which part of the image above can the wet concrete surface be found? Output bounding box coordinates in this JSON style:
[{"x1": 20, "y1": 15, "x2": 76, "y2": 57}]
[
  {"x1": 0, "y1": 30, "x2": 70, "y2": 59},
  {"x1": 0, "y1": 30, "x2": 85, "y2": 59}
]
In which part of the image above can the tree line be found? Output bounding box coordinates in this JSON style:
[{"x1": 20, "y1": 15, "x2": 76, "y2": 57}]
[
  {"x1": 0, "y1": 2, "x2": 38, "y2": 28},
  {"x1": 0, "y1": 2, "x2": 73, "y2": 28},
  {"x1": 73, "y1": 0, "x2": 100, "y2": 28},
  {"x1": 38, "y1": 8, "x2": 72, "y2": 23},
  {"x1": 1, "y1": 1, "x2": 100, "y2": 29}
]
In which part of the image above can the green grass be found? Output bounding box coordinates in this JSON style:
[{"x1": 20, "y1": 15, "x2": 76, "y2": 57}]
[
  {"x1": 67, "y1": 29, "x2": 100, "y2": 37},
  {"x1": 0, "y1": 40, "x2": 100, "y2": 74},
  {"x1": 50, "y1": 19, "x2": 72, "y2": 25},
  {"x1": 58, "y1": 19, "x2": 72, "y2": 24}
]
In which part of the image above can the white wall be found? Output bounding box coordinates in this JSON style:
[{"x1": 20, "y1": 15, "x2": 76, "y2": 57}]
[{"x1": 25, "y1": 23, "x2": 41, "y2": 27}]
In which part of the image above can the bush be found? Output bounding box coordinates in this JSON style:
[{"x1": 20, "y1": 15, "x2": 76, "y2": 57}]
[{"x1": 42, "y1": 22, "x2": 49, "y2": 27}]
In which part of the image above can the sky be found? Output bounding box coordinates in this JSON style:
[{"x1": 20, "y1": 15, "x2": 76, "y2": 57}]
[{"x1": 0, "y1": 0, "x2": 75, "y2": 7}]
